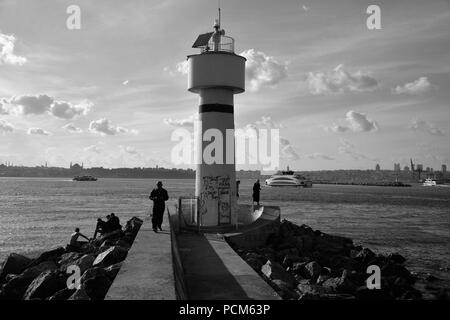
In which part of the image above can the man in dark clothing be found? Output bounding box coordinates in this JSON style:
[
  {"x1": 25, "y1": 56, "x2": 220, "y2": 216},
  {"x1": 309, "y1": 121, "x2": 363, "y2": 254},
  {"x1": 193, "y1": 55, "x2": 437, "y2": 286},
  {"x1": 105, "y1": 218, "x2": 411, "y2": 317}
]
[
  {"x1": 252, "y1": 179, "x2": 261, "y2": 206},
  {"x1": 150, "y1": 181, "x2": 169, "y2": 232},
  {"x1": 93, "y1": 214, "x2": 111, "y2": 238},
  {"x1": 108, "y1": 213, "x2": 122, "y2": 231}
]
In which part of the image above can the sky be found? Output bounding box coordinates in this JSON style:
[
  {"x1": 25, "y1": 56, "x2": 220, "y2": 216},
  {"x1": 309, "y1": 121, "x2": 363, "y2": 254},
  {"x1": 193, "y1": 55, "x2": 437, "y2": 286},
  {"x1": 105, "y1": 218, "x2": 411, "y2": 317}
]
[{"x1": 0, "y1": 0, "x2": 449, "y2": 171}]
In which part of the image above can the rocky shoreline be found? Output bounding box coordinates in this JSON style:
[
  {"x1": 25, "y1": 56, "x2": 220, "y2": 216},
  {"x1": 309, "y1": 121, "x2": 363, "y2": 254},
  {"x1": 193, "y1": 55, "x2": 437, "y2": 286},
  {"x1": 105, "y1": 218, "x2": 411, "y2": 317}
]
[
  {"x1": 0, "y1": 217, "x2": 143, "y2": 300},
  {"x1": 231, "y1": 219, "x2": 448, "y2": 300}
]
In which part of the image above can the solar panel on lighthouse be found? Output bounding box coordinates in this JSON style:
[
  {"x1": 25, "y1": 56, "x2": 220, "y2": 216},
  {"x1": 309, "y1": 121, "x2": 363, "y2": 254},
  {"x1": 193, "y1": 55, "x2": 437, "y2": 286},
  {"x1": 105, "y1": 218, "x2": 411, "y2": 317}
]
[{"x1": 192, "y1": 32, "x2": 214, "y2": 48}]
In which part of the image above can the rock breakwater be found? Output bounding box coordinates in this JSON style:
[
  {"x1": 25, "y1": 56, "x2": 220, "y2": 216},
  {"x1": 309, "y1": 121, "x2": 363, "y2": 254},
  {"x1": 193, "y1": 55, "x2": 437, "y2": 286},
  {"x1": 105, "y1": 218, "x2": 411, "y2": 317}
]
[
  {"x1": 231, "y1": 219, "x2": 448, "y2": 300},
  {"x1": 0, "y1": 217, "x2": 143, "y2": 300}
]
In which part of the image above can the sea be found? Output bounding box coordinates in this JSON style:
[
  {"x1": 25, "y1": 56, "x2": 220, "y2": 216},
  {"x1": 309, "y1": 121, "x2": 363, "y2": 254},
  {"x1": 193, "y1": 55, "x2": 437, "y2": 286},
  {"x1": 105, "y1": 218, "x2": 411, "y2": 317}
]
[{"x1": 0, "y1": 177, "x2": 449, "y2": 286}]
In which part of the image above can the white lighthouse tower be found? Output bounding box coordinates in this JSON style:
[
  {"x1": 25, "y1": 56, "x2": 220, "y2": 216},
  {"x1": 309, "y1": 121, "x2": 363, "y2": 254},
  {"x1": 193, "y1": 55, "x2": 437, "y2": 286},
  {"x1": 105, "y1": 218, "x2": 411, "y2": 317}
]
[{"x1": 187, "y1": 16, "x2": 246, "y2": 227}]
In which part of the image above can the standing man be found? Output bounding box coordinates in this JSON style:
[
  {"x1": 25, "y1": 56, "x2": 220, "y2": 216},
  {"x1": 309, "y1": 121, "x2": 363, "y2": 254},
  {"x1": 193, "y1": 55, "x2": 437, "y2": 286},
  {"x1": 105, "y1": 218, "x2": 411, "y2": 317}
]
[
  {"x1": 252, "y1": 179, "x2": 261, "y2": 206},
  {"x1": 149, "y1": 181, "x2": 169, "y2": 232}
]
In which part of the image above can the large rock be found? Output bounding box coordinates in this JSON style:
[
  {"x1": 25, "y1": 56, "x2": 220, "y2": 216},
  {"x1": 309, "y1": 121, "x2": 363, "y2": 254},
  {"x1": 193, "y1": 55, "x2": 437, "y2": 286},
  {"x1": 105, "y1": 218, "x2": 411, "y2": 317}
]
[
  {"x1": 124, "y1": 217, "x2": 144, "y2": 238},
  {"x1": 93, "y1": 246, "x2": 128, "y2": 268},
  {"x1": 68, "y1": 287, "x2": 90, "y2": 300},
  {"x1": 388, "y1": 253, "x2": 406, "y2": 264},
  {"x1": 58, "y1": 252, "x2": 82, "y2": 267},
  {"x1": 80, "y1": 267, "x2": 108, "y2": 284},
  {"x1": 0, "y1": 274, "x2": 34, "y2": 299},
  {"x1": 27, "y1": 247, "x2": 66, "y2": 268},
  {"x1": 271, "y1": 280, "x2": 299, "y2": 300},
  {"x1": 83, "y1": 275, "x2": 112, "y2": 300},
  {"x1": 104, "y1": 262, "x2": 123, "y2": 281},
  {"x1": 76, "y1": 254, "x2": 96, "y2": 275},
  {"x1": 21, "y1": 261, "x2": 58, "y2": 279},
  {"x1": 23, "y1": 270, "x2": 66, "y2": 300},
  {"x1": 261, "y1": 261, "x2": 296, "y2": 288},
  {"x1": 322, "y1": 270, "x2": 356, "y2": 293},
  {"x1": 48, "y1": 288, "x2": 76, "y2": 300},
  {"x1": 0, "y1": 253, "x2": 32, "y2": 283},
  {"x1": 303, "y1": 261, "x2": 322, "y2": 279},
  {"x1": 297, "y1": 283, "x2": 332, "y2": 296}
]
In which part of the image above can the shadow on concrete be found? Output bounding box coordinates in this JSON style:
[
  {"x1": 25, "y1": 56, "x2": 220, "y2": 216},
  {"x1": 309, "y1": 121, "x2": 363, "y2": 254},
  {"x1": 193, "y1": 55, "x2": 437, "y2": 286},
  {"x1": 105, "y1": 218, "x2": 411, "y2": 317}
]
[{"x1": 178, "y1": 232, "x2": 253, "y2": 300}]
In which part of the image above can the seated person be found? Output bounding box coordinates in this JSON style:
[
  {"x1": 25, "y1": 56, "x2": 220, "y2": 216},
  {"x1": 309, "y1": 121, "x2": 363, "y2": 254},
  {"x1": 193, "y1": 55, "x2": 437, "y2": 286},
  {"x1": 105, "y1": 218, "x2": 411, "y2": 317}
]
[
  {"x1": 108, "y1": 213, "x2": 122, "y2": 232},
  {"x1": 70, "y1": 227, "x2": 90, "y2": 249},
  {"x1": 93, "y1": 215, "x2": 112, "y2": 239}
]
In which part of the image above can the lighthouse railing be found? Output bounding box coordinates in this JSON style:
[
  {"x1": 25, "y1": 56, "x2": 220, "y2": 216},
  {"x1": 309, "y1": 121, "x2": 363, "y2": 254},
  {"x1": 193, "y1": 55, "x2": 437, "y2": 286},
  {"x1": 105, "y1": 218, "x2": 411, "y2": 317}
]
[{"x1": 201, "y1": 35, "x2": 235, "y2": 53}]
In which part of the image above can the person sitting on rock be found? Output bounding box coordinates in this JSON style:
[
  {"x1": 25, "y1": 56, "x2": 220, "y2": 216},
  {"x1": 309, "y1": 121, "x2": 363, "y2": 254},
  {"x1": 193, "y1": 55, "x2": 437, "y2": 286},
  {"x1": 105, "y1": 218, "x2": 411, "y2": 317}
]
[
  {"x1": 93, "y1": 214, "x2": 112, "y2": 238},
  {"x1": 108, "y1": 213, "x2": 122, "y2": 231},
  {"x1": 70, "y1": 228, "x2": 90, "y2": 249}
]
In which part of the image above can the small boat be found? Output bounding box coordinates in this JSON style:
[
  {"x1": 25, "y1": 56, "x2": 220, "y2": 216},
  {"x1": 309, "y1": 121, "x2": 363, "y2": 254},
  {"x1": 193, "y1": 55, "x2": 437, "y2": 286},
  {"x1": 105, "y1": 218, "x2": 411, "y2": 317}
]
[
  {"x1": 73, "y1": 175, "x2": 98, "y2": 181},
  {"x1": 423, "y1": 178, "x2": 437, "y2": 186},
  {"x1": 265, "y1": 167, "x2": 312, "y2": 187}
]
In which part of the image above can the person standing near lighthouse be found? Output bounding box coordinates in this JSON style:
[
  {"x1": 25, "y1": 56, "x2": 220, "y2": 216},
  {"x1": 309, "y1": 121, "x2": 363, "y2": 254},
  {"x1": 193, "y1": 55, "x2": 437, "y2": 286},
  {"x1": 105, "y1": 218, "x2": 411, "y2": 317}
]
[{"x1": 149, "y1": 181, "x2": 169, "y2": 232}]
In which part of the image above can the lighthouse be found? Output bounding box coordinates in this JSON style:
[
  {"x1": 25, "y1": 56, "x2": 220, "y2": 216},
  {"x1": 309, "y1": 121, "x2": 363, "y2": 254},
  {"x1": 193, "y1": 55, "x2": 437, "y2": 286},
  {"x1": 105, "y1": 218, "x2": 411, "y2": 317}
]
[{"x1": 187, "y1": 17, "x2": 246, "y2": 227}]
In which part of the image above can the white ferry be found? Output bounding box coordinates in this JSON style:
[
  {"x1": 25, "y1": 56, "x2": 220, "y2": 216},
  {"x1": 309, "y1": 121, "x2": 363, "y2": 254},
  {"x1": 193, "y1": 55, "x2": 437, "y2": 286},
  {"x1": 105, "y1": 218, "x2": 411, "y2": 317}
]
[
  {"x1": 423, "y1": 178, "x2": 437, "y2": 187},
  {"x1": 265, "y1": 167, "x2": 313, "y2": 187}
]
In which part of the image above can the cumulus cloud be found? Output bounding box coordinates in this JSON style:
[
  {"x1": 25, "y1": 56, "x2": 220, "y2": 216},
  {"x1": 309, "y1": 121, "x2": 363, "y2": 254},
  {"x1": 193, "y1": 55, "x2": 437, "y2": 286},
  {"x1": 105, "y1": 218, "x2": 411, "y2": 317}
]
[
  {"x1": 176, "y1": 61, "x2": 188, "y2": 75},
  {"x1": 8, "y1": 94, "x2": 53, "y2": 115},
  {"x1": 0, "y1": 119, "x2": 14, "y2": 133},
  {"x1": 164, "y1": 114, "x2": 197, "y2": 128},
  {"x1": 122, "y1": 80, "x2": 129, "y2": 85},
  {"x1": 62, "y1": 123, "x2": 83, "y2": 133},
  {"x1": 409, "y1": 119, "x2": 444, "y2": 136},
  {"x1": 0, "y1": 100, "x2": 8, "y2": 115},
  {"x1": 89, "y1": 118, "x2": 138, "y2": 136},
  {"x1": 240, "y1": 49, "x2": 288, "y2": 92},
  {"x1": 27, "y1": 127, "x2": 51, "y2": 136},
  {"x1": 302, "y1": 5, "x2": 310, "y2": 12},
  {"x1": 120, "y1": 146, "x2": 139, "y2": 155},
  {"x1": 3, "y1": 94, "x2": 92, "y2": 119},
  {"x1": 394, "y1": 77, "x2": 433, "y2": 95},
  {"x1": 325, "y1": 110, "x2": 378, "y2": 133},
  {"x1": 306, "y1": 153, "x2": 335, "y2": 160},
  {"x1": 50, "y1": 101, "x2": 92, "y2": 119},
  {"x1": 0, "y1": 33, "x2": 27, "y2": 66},
  {"x1": 306, "y1": 64, "x2": 378, "y2": 95}
]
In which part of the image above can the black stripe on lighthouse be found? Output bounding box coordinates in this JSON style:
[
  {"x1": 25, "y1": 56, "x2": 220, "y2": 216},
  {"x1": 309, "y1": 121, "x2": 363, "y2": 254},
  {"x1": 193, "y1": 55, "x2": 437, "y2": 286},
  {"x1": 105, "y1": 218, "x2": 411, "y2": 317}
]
[{"x1": 199, "y1": 104, "x2": 234, "y2": 114}]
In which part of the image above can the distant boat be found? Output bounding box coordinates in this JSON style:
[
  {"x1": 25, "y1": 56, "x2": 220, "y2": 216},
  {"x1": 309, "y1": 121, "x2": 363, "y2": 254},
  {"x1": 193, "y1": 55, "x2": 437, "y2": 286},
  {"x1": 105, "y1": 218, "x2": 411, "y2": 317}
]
[
  {"x1": 73, "y1": 175, "x2": 97, "y2": 181},
  {"x1": 423, "y1": 178, "x2": 437, "y2": 187},
  {"x1": 265, "y1": 167, "x2": 312, "y2": 187}
]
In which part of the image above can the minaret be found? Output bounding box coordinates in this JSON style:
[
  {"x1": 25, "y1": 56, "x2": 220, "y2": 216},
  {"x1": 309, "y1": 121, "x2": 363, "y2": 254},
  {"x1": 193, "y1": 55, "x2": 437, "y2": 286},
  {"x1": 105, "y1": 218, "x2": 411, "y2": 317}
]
[{"x1": 188, "y1": 16, "x2": 246, "y2": 227}]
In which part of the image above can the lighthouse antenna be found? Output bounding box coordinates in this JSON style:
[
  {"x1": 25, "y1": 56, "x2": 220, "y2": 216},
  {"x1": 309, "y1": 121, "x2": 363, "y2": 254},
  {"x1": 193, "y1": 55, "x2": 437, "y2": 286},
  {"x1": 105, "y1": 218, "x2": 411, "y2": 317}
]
[{"x1": 218, "y1": 0, "x2": 221, "y2": 28}]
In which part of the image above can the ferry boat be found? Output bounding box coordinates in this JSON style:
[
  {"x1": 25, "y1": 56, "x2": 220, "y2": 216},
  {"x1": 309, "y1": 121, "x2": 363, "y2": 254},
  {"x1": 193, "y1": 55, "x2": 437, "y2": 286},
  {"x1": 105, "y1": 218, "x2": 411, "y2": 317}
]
[
  {"x1": 265, "y1": 167, "x2": 312, "y2": 187},
  {"x1": 73, "y1": 175, "x2": 98, "y2": 181},
  {"x1": 423, "y1": 178, "x2": 437, "y2": 186}
]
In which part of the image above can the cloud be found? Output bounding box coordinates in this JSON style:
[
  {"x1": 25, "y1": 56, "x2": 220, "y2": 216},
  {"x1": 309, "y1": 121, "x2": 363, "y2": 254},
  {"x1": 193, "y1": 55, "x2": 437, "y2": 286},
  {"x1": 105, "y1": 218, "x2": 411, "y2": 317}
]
[
  {"x1": 50, "y1": 101, "x2": 92, "y2": 119},
  {"x1": 240, "y1": 49, "x2": 288, "y2": 92},
  {"x1": 62, "y1": 123, "x2": 83, "y2": 133},
  {"x1": 176, "y1": 61, "x2": 188, "y2": 75},
  {"x1": 122, "y1": 80, "x2": 129, "y2": 85},
  {"x1": 164, "y1": 114, "x2": 197, "y2": 128},
  {"x1": 27, "y1": 127, "x2": 51, "y2": 136},
  {"x1": 306, "y1": 64, "x2": 378, "y2": 95},
  {"x1": 0, "y1": 100, "x2": 8, "y2": 115},
  {"x1": 409, "y1": 119, "x2": 444, "y2": 136},
  {"x1": 306, "y1": 153, "x2": 335, "y2": 160},
  {"x1": 4, "y1": 94, "x2": 92, "y2": 119},
  {"x1": 8, "y1": 94, "x2": 53, "y2": 115},
  {"x1": 0, "y1": 119, "x2": 14, "y2": 133},
  {"x1": 89, "y1": 118, "x2": 138, "y2": 136},
  {"x1": 302, "y1": 5, "x2": 310, "y2": 12},
  {"x1": 325, "y1": 110, "x2": 378, "y2": 133},
  {"x1": 394, "y1": 77, "x2": 433, "y2": 95},
  {"x1": 0, "y1": 33, "x2": 27, "y2": 66}
]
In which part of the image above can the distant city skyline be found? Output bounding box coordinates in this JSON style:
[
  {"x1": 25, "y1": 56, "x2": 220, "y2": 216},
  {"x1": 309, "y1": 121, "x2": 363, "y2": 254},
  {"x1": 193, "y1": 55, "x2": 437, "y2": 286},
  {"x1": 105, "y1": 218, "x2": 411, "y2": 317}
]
[{"x1": 1, "y1": 0, "x2": 449, "y2": 171}]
